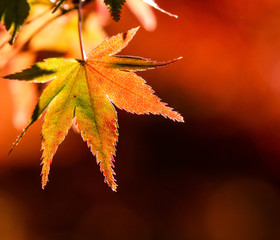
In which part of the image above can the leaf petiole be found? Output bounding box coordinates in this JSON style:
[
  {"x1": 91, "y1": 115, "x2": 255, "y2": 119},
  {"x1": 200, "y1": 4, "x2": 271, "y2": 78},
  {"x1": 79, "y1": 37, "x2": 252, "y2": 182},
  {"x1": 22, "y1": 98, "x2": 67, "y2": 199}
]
[{"x1": 78, "y1": 0, "x2": 86, "y2": 61}]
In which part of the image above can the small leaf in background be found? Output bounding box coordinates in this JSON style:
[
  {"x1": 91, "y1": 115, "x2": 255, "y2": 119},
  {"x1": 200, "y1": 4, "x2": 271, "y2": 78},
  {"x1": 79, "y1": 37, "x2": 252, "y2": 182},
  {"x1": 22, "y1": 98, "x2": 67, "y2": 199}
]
[
  {"x1": 5, "y1": 27, "x2": 183, "y2": 191},
  {"x1": 143, "y1": 0, "x2": 177, "y2": 18},
  {"x1": 0, "y1": 0, "x2": 30, "y2": 44},
  {"x1": 97, "y1": 0, "x2": 177, "y2": 31},
  {"x1": 104, "y1": 0, "x2": 126, "y2": 21},
  {"x1": 126, "y1": 0, "x2": 156, "y2": 31}
]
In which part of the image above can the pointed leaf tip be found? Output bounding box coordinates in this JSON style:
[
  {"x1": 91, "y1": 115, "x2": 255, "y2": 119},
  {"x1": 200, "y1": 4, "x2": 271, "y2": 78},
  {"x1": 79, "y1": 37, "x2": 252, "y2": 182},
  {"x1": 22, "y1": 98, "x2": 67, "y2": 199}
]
[
  {"x1": 164, "y1": 56, "x2": 183, "y2": 65},
  {"x1": 121, "y1": 26, "x2": 140, "y2": 42},
  {"x1": 112, "y1": 184, "x2": 117, "y2": 192},
  {"x1": 104, "y1": 0, "x2": 126, "y2": 21},
  {"x1": 8, "y1": 123, "x2": 32, "y2": 155},
  {"x1": 87, "y1": 27, "x2": 141, "y2": 59}
]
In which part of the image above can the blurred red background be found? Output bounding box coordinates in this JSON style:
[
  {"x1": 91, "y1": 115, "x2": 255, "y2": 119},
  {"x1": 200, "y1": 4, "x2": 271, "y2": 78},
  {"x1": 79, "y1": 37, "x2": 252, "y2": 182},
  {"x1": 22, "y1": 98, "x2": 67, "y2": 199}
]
[{"x1": 1, "y1": 0, "x2": 280, "y2": 239}]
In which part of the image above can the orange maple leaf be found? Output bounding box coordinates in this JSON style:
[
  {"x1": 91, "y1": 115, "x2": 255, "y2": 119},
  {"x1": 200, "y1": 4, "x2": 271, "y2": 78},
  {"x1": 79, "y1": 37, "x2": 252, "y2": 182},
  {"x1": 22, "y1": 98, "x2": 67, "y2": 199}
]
[{"x1": 5, "y1": 27, "x2": 183, "y2": 191}]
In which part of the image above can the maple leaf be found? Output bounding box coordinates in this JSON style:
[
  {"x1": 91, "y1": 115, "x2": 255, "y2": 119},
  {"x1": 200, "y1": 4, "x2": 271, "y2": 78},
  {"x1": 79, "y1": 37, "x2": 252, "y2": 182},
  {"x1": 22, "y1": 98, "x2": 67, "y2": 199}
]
[
  {"x1": 0, "y1": 0, "x2": 30, "y2": 44},
  {"x1": 5, "y1": 27, "x2": 183, "y2": 191},
  {"x1": 104, "y1": 0, "x2": 126, "y2": 21}
]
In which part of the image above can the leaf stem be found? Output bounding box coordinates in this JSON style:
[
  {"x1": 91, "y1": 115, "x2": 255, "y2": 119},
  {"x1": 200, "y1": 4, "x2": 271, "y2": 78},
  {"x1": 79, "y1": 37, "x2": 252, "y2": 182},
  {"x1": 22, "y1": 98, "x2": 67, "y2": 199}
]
[{"x1": 78, "y1": 0, "x2": 86, "y2": 61}]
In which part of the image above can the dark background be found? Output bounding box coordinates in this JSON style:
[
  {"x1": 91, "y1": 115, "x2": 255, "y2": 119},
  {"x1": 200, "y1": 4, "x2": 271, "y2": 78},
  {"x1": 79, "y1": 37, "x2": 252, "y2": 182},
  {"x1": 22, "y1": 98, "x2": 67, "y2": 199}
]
[{"x1": 0, "y1": 0, "x2": 280, "y2": 239}]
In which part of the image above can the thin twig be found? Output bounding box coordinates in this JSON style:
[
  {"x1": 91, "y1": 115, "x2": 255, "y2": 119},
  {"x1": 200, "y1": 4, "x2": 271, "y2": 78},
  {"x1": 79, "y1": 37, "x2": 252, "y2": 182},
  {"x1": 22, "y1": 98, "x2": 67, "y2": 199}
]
[{"x1": 78, "y1": 0, "x2": 86, "y2": 61}]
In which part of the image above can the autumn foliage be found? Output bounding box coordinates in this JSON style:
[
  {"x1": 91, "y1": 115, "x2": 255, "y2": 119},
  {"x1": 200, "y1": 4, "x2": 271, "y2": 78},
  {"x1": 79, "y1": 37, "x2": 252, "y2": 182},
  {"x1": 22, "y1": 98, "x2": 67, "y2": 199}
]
[
  {"x1": 1, "y1": 0, "x2": 182, "y2": 190},
  {"x1": 2, "y1": 1, "x2": 280, "y2": 240}
]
